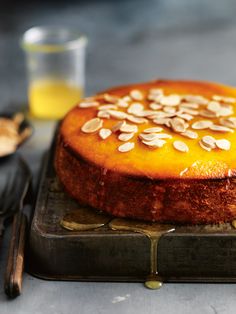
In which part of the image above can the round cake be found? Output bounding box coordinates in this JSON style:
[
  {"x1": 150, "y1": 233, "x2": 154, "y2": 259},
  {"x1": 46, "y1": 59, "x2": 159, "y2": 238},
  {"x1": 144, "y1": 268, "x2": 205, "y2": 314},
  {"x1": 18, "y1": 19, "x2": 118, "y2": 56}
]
[{"x1": 55, "y1": 79, "x2": 236, "y2": 224}]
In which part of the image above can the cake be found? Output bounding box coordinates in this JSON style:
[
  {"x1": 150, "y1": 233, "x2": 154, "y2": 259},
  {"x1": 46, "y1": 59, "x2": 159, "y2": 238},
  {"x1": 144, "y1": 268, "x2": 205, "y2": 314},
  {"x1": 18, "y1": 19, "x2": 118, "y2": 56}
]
[{"x1": 55, "y1": 79, "x2": 236, "y2": 224}]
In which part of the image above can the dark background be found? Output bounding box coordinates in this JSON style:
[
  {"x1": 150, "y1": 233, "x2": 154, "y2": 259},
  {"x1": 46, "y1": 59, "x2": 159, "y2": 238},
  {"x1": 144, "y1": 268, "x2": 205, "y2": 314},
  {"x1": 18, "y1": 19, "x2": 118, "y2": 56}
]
[{"x1": 1, "y1": 0, "x2": 236, "y2": 112}]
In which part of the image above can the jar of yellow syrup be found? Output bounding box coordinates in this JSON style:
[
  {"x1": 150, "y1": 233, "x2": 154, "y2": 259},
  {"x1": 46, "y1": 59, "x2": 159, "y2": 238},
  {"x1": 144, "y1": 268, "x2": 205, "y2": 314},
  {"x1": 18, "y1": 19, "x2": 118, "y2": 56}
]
[{"x1": 21, "y1": 26, "x2": 87, "y2": 119}]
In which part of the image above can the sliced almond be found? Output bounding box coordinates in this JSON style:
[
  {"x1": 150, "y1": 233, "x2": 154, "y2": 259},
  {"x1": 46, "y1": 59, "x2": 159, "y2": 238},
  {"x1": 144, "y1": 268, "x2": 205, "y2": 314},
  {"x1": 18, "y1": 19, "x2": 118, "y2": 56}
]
[
  {"x1": 209, "y1": 125, "x2": 234, "y2": 133},
  {"x1": 108, "y1": 110, "x2": 128, "y2": 120},
  {"x1": 112, "y1": 121, "x2": 126, "y2": 132},
  {"x1": 149, "y1": 88, "x2": 163, "y2": 96},
  {"x1": 149, "y1": 103, "x2": 163, "y2": 110},
  {"x1": 120, "y1": 123, "x2": 138, "y2": 133},
  {"x1": 155, "y1": 133, "x2": 172, "y2": 139},
  {"x1": 126, "y1": 115, "x2": 148, "y2": 124},
  {"x1": 81, "y1": 118, "x2": 103, "y2": 133},
  {"x1": 99, "y1": 128, "x2": 112, "y2": 139},
  {"x1": 173, "y1": 140, "x2": 189, "y2": 152},
  {"x1": 207, "y1": 101, "x2": 221, "y2": 113},
  {"x1": 139, "y1": 133, "x2": 160, "y2": 141},
  {"x1": 180, "y1": 102, "x2": 199, "y2": 109},
  {"x1": 160, "y1": 94, "x2": 180, "y2": 106},
  {"x1": 153, "y1": 118, "x2": 171, "y2": 125},
  {"x1": 212, "y1": 95, "x2": 236, "y2": 103},
  {"x1": 118, "y1": 142, "x2": 135, "y2": 152},
  {"x1": 219, "y1": 117, "x2": 236, "y2": 129},
  {"x1": 127, "y1": 103, "x2": 144, "y2": 115},
  {"x1": 78, "y1": 101, "x2": 99, "y2": 108},
  {"x1": 118, "y1": 132, "x2": 135, "y2": 141},
  {"x1": 199, "y1": 140, "x2": 211, "y2": 151},
  {"x1": 215, "y1": 139, "x2": 231, "y2": 150},
  {"x1": 97, "y1": 110, "x2": 110, "y2": 118},
  {"x1": 104, "y1": 93, "x2": 119, "y2": 104},
  {"x1": 183, "y1": 95, "x2": 208, "y2": 105},
  {"x1": 177, "y1": 113, "x2": 194, "y2": 121},
  {"x1": 181, "y1": 108, "x2": 199, "y2": 116},
  {"x1": 218, "y1": 107, "x2": 233, "y2": 117},
  {"x1": 201, "y1": 135, "x2": 216, "y2": 149},
  {"x1": 191, "y1": 120, "x2": 213, "y2": 130},
  {"x1": 147, "y1": 94, "x2": 163, "y2": 102},
  {"x1": 98, "y1": 104, "x2": 117, "y2": 110},
  {"x1": 163, "y1": 106, "x2": 176, "y2": 114},
  {"x1": 170, "y1": 117, "x2": 187, "y2": 133},
  {"x1": 143, "y1": 127, "x2": 163, "y2": 133},
  {"x1": 142, "y1": 139, "x2": 166, "y2": 148},
  {"x1": 199, "y1": 109, "x2": 217, "y2": 118},
  {"x1": 130, "y1": 89, "x2": 144, "y2": 101},
  {"x1": 180, "y1": 130, "x2": 198, "y2": 139},
  {"x1": 122, "y1": 96, "x2": 132, "y2": 102},
  {"x1": 117, "y1": 99, "x2": 129, "y2": 108}
]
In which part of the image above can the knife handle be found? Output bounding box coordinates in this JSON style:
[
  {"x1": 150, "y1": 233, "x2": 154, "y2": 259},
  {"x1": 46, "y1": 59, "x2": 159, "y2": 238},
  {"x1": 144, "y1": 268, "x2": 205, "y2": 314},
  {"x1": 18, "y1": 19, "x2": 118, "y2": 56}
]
[{"x1": 4, "y1": 211, "x2": 27, "y2": 298}]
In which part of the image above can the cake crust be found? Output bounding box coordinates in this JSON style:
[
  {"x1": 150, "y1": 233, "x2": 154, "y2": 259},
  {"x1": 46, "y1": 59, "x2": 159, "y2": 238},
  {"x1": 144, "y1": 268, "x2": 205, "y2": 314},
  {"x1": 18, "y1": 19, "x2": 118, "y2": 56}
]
[{"x1": 55, "y1": 79, "x2": 236, "y2": 224}]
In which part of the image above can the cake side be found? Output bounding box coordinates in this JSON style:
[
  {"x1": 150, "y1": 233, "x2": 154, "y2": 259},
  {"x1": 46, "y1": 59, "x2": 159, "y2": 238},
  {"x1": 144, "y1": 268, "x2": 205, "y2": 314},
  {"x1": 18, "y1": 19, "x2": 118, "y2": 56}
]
[{"x1": 55, "y1": 136, "x2": 236, "y2": 224}]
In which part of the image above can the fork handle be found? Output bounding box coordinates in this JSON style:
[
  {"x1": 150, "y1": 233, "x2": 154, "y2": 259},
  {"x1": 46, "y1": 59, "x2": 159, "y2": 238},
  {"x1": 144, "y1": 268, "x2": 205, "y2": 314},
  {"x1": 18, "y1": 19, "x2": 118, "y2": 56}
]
[{"x1": 4, "y1": 211, "x2": 27, "y2": 298}]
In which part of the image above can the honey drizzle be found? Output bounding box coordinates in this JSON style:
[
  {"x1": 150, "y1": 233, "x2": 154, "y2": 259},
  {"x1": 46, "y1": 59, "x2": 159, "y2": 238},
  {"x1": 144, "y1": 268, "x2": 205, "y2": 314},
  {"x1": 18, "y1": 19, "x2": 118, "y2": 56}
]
[
  {"x1": 60, "y1": 207, "x2": 175, "y2": 289},
  {"x1": 109, "y1": 218, "x2": 175, "y2": 289}
]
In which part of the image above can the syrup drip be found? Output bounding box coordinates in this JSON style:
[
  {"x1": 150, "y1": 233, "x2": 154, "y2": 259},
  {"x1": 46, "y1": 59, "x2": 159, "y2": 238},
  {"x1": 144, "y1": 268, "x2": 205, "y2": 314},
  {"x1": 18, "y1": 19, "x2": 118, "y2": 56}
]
[
  {"x1": 60, "y1": 207, "x2": 111, "y2": 231},
  {"x1": 109, "y1": 218, "x2": 175, "y2": 289}
]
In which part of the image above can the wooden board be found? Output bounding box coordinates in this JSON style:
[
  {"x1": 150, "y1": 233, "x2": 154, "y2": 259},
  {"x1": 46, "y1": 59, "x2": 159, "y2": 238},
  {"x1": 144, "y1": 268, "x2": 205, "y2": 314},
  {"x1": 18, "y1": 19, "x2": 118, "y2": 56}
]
[{"x1": 27, "y1": 130, "x2": 236, "y2": 283}]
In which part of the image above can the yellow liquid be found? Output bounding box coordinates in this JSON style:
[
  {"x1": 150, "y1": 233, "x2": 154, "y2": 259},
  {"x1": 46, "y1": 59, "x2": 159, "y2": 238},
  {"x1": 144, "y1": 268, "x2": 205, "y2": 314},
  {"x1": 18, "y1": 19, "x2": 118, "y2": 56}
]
[{"x1": 29, "y1": 79, "x2": 83, "y2": 119}]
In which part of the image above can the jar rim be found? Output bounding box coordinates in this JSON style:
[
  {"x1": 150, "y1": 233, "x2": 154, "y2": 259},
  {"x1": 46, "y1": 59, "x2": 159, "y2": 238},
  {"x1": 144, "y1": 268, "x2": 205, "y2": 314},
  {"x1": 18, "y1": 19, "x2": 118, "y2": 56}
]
[{"x1": 21, "y1": 26, "x2": 87, "y2": 53}]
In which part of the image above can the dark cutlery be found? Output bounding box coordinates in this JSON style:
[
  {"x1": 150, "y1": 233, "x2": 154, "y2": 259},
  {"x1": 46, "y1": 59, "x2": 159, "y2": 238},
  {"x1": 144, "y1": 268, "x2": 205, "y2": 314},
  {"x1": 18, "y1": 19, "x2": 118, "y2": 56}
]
[{"x1": 0, "y1": 154, "x2": 31, "y2": 298}]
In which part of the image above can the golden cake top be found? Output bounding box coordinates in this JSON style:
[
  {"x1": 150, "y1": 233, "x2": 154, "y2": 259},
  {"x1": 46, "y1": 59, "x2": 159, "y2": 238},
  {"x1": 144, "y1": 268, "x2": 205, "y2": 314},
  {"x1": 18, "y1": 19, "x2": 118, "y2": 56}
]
[{"x1": 60, "y1": 80, "x2": 236, "y2": 179}]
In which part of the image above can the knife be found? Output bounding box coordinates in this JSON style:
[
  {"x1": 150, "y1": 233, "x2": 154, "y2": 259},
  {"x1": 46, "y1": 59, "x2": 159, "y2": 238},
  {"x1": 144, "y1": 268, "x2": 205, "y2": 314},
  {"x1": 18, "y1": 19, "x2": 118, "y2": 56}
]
[{"x1": 0, "y1": 154, "x2": 31, "y2": 298}]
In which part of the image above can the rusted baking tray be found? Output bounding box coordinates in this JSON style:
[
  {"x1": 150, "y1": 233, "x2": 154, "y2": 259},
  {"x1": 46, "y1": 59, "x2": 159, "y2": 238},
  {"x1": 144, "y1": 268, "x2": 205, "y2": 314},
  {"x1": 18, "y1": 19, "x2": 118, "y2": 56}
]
[{"x1": 27, "y1": 130, "x2": 236, "y2": 283}]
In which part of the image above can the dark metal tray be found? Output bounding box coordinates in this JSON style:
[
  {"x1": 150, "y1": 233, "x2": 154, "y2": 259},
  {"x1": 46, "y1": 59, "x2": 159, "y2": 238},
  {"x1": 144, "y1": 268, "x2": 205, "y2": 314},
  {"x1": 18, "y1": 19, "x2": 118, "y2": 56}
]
[{"x1": 27, "y1": 130, "x2": 236, "y2": 283}]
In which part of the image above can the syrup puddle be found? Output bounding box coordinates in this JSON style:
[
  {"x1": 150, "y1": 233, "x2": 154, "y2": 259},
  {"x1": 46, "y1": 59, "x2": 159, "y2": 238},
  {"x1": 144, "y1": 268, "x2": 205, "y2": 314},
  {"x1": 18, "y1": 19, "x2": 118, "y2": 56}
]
[
  {"x1": 109, "y1": 218, "x2": 175, "y2": 289},
  {"x1": 60, "y1": 207, "x2": 111, "y2": 231}
]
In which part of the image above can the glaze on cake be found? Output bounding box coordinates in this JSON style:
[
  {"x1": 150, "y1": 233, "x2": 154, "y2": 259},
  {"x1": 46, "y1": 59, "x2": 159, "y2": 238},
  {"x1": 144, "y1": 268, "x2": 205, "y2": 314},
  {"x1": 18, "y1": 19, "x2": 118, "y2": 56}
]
[{"x1": 55, "y1": 80, "x2": 236, "y2": 224}]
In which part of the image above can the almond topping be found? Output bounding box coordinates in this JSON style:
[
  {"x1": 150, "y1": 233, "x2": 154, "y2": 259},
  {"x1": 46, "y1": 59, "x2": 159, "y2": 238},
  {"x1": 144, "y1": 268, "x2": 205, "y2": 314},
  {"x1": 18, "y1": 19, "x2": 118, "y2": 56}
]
[
  {"x1": 149, "y1": 103, "x2": 163, "y2": 110},
  {"x1": 99, "y1": 128, "x2": 112, "y2": 140},
  {"x1": 170, "y1": 117, "x2": 187, "y2": 133},
  {"x1": 219, "y1": 117, "x2": 236, "y2": 129},
  {"x1": 212, "y1": 95, "x2": 236, "y2": 103},
  {"x1": 218, "y1": 107, "x2": 233, "y2": 117},
  {"x1": 98, "y1": 105, "x2": 117, "y2": 110},
  {"x1": 139, "y1": 133, "x2": 160, "y2": 141},
  {"x1": 180, "y1": 102, "x2": 199, "y2": 109},
  {"x1": 160, "y1": 94, "x2": 181, "y2": 106},
  {"x1": 127, "y1": 103, "x2": 144, "y2": 115},
  {"x1": 112, "y1": 121, "x2": 126, "y2": 132},
  {"x1": 126, "y1": 115, "x2": 148, "y2": 124},
  {"x1": 97, "y1": 110, "x2": 110, "y2": 118},
  {"x1": 201, "y1": 135, "x2": 216, "y2": 149},
  {"x1": 130, "y1": 89, "x2": 144, "y2": 101},
  {"x1": 207, "y1": 101, "x2": 221, "y2": 113},
  {"x1": 199, "y1": 109, "x2": 217, "y2": 118},
  {"x1": 177, "y1": 113, "x2": 194, "y2": 121},
  {"x1": 191, "y1": 120, "x2": 213, "y2": 130},
  {"x1": 120, "y1": 123, "x2": 138, "y2": 133},
  {"x1": 153, "y1": 118, "x2": 171, "y2": 125},
  {"x1": 173, "y1": 140, "x2": 189, "y2": 152},
  {"x1": 118, "y1": 142, "x2": 135, "y2": 152},
  {"x1": 104, "y1": 93, "x2": 119, "y2": 104},
  {"x1": 117, "y1": 99, "x2": 129, "y2": 108},
  {"x1": 183, "y1": 95, "x2": 208, "y2": 104},
  {"x1": 142, "y1": 139, "x2": 166, "y2": 148},
  {"x1": 108, "y1": 110, "x2": 128, "y2": 120},
  {"x1": 181, "y1": 108, "x2": 199, "y2": 116},
  {"x1": 81, "y1": 118, "x2": 103, "y2": 133},
  {"x1": 79, "y1": 101, "x2": 99, "y2": 108},
  {"x1": 215, "y1": 139, "x2": 231, "y2": 150},
  {"x1": 180, "y1": 130, "x2": 198, "y2": 139},
  {"x1": 163, "y1": 106, "x2": 176, "y2": 114},
  {"x1": 118, "y1": 132, "x2": 135, "y2": 141},
  {"x1": 199, "y1": 140, "x2": 211, "y2": 151},
  {"x1": 209, "y1": 125, "x2": 234, "y2": 133},
  {"x1": 143, "y1": 127, "x2": 163, "y2": 133}
]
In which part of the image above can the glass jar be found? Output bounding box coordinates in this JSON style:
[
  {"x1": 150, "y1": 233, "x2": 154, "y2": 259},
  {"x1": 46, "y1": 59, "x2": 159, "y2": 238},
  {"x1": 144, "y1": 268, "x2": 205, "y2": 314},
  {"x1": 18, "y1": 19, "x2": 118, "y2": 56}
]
[{"x1": 21, "y1": 26, "x2": 87, "y2": 119}]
